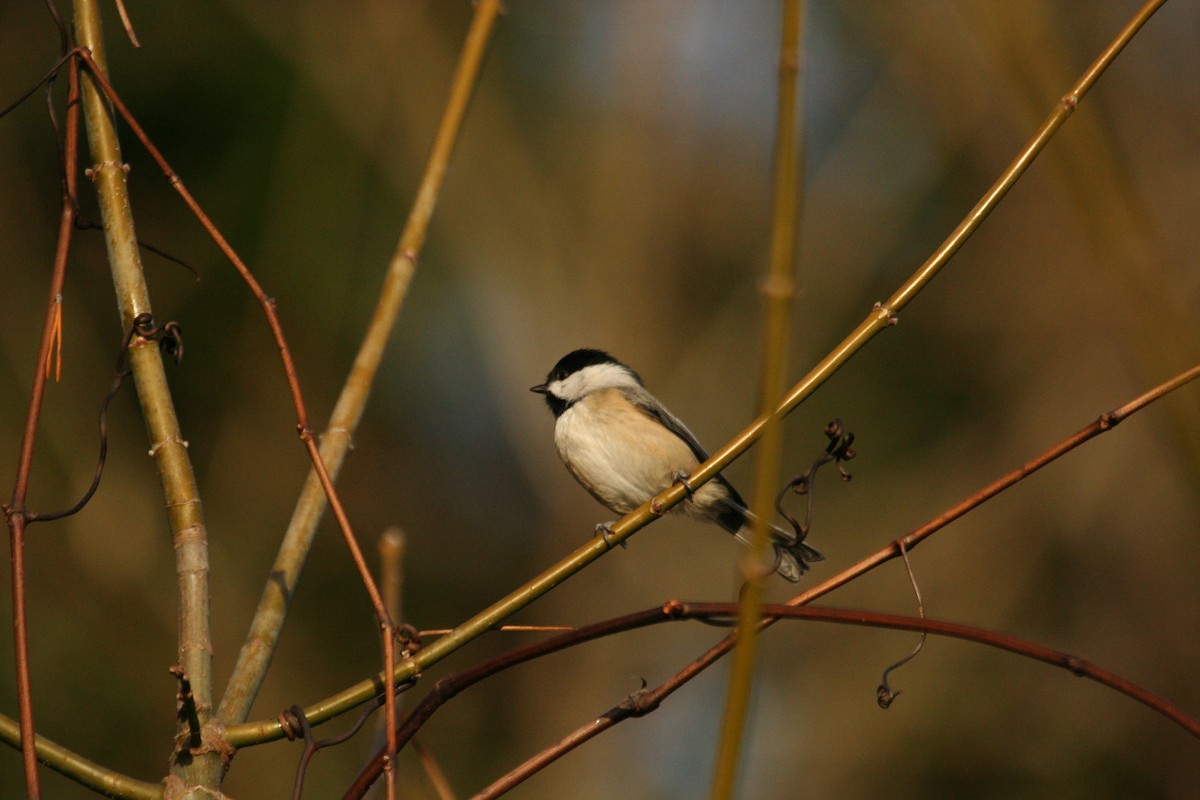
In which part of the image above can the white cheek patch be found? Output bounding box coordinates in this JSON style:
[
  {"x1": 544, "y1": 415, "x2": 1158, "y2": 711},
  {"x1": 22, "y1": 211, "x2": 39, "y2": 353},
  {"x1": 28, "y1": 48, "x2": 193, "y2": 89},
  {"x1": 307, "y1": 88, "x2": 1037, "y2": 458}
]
[
  {"x1": 554, "y1": 363, "x2": 641, "y2": 402},
  {"x1": 580, "y1": 362, "x2": 640, "y2": 391}
]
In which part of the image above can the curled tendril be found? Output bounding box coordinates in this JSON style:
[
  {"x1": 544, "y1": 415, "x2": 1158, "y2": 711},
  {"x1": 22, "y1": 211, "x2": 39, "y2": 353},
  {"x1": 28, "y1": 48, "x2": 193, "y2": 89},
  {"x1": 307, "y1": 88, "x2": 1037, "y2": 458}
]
[
  {"x1": 132, "y1": 312, "x2": 184, "y2": 365},
  {"x1": 395, "y1": 623, "x2": 423, "y2": 656},
  {"x1": 285, "y1": 672, "x2": 416, "y2": 800},
  {"x1": 774, "y1": 418, "x2": 857, "y2": 544},
  {"x1": 24, "y1": 312, "x2": 184, "y2": 523},
  {"x1": 877, "y1": 539, "x2": 927, "y2": 709}
]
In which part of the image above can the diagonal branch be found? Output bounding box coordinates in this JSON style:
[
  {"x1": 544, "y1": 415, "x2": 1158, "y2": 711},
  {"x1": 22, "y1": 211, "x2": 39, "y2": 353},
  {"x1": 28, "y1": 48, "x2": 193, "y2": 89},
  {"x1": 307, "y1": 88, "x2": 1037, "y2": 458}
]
[
  {"x1": 218, "y1": 0, "x2": 505, "y2": 728},
  {"x1": 347, "y1": 358, "x2": 1200, "y2": 792},
  {"x1": 344, "y1": 596, "x2": 1199, "y2": 798},
  {"x1": 224, "y1": 0, "x2": 1169, "y2": 749},
  {"x1": 468, "y1": 601, "x2": 1199, "y2": 799},
  {"x1": 0, "y1": 714, "x2": 161, "y2": 800},
  {"x1": 632, "y1": 0, "x2": 1168, "y2": 544}
]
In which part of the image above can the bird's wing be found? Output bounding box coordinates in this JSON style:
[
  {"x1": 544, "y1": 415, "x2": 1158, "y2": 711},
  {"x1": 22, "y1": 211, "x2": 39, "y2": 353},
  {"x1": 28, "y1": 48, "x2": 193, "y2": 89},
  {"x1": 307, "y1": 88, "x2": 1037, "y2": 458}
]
[
  {"x1": 624, "y1": 387, "x2": 750, "y2": 514},
  {"x1": 624, "y1": 386, "x2": 711, "y2": 464}
]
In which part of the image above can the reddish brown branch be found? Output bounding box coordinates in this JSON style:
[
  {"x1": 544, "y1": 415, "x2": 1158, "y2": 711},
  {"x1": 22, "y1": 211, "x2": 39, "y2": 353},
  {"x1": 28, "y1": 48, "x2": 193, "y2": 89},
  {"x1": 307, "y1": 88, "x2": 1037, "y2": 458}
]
[
  {"x1": 343, "y1": 608, "x2": 670, "y2": 798},
  {"x1": 689, "y1": 603, "x2": 1200, "y2": 734},
  {"x1": 344, "y1": 596, "x2": 1198, "y2": 798},
  {"x1": 68, "y1": 47, "x2": 391, "y2": 631},
  {"x1": 469, "y1": 602, "x2": 1199, "y2": 799},
  {"x1": 2, "y1": 50, "x2": 82, "y2": 800},
  {"x1": 788, "y1": 362, "x2": 1200, "y2": 608}
]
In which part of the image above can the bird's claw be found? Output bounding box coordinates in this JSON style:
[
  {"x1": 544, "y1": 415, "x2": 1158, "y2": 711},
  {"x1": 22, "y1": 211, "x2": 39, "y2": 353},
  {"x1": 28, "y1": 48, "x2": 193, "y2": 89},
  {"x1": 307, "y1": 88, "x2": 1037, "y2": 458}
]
[
  {"x1": 673, "y1": 470, "x2": 695, "y2": 495},
  {"x1": 595, "y1": 522, "x2": 626, "y2": 549}
]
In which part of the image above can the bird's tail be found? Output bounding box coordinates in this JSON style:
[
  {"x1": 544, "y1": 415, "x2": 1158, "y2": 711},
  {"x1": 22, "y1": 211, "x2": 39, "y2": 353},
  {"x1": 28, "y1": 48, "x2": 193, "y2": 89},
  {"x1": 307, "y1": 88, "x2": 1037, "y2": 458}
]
[
  {"x1": 773, "y1": 536, "x2": 824, "y2": 583},
  {"x1": 731, "y1": 508, "x2": 824, "y2": 583}
]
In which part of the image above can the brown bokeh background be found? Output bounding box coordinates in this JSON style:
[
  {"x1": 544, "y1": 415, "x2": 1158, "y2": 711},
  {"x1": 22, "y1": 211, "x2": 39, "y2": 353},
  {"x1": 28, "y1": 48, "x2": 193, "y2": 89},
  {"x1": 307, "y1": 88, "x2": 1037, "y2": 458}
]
[{"x1": 1, "y1": 2, "x2": 1198, "y2": 797}]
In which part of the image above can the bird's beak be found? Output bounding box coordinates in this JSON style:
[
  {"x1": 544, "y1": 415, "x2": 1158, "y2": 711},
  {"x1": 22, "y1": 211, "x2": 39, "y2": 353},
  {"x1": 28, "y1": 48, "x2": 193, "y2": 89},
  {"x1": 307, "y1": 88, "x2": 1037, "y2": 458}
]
[{"x1": 530, "y1": 383, "x2": 548, "y2": 394}]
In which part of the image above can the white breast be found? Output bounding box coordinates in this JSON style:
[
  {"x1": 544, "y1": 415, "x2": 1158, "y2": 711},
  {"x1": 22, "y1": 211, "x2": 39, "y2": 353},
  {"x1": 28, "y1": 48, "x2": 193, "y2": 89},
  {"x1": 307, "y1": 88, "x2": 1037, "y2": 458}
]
[{"x1": 554, "y1": 389, "x2": 699, "y2": 514}]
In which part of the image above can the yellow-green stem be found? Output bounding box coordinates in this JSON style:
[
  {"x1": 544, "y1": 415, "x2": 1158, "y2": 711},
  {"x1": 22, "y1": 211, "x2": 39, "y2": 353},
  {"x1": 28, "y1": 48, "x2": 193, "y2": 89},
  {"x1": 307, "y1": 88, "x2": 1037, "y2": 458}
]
[
  {"x1": 0, "y1": 715, "x2": 161, "y2": 799},
  {"x1": 72, "y1": 2, "x2": 218, "y2": 795},
  {"x1": 217, "y1": 0, "x2": 503, "y2": 728},
  {"x1": 712, "y1": 2, "x2": 805, "y2": 797}
]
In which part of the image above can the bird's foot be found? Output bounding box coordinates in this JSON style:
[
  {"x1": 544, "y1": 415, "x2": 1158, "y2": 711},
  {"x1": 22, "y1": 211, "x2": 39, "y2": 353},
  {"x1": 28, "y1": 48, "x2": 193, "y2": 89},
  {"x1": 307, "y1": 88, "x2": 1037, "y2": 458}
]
[
  {"x1": 673, "y1": 470, "x2": 696, "y2": 495},
  {"x1": 595, "y1": 521, "x2": 627, "y2": 549}
]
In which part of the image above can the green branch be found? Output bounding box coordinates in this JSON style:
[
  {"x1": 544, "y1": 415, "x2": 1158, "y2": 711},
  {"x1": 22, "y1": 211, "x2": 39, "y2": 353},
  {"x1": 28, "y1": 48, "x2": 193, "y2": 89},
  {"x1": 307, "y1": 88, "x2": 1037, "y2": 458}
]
[
  {"x1": 71, "y1": 1, "x2": 219, "y2": 795},
  {"x1": 0, "y1": 715, "x2": 161, "y2": 800}
]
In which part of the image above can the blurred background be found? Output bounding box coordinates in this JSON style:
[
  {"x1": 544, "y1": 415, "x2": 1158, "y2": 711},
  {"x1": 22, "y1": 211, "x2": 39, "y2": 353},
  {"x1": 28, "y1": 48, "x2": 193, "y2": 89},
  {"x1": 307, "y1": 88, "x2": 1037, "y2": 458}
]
[{"x1": 2, "y1": 1, "x2": 1198, "y2": 797}]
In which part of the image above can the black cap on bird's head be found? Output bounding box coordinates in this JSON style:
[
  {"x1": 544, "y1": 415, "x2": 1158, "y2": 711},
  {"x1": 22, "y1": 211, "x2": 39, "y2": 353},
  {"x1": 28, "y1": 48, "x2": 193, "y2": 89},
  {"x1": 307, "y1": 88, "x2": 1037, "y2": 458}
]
[{"x1": 531, "y1": 349, "x2": 643, "y2": 416}]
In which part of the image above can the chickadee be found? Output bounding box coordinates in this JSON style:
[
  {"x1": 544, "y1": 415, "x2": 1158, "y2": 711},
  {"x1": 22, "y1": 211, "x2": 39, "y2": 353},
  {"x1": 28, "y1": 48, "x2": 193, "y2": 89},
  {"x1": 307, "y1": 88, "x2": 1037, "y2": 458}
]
[{"x1": 531, "y1": 348, "x2": 823, "y2": 581}]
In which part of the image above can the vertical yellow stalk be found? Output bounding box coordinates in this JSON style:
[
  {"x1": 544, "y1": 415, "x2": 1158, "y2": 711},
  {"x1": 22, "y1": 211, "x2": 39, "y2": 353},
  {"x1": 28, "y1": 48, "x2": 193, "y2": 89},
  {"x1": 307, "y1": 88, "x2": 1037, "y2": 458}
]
[
  {"x1": 72, "y1": 2, "x2": 219, "y2": 796},
  {"x1": 711, "y1": 2, "x2": 805, "y2": 798}
]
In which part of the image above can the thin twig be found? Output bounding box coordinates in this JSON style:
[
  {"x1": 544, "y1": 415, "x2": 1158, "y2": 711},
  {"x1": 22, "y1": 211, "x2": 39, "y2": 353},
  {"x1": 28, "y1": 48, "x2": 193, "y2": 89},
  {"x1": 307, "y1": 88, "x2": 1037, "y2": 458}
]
[
  {"x1": 876, "y1": 540, "x2": 927, "y2": 709},
  {"x1": 0, "y1": 49, "x2": 78, "y2": 121},
  {"x1": 113, "y1": 0, "x2": 140, "y2": 47},
  {"x1": 379, "y1": 528, "x2": 406, "y2": 800},
  {"x1": 417, "y1": 625, "x2": 576, "y2": 636},
  {"x1": 380, "y1": 527, "x2": 406, "y2": 625},
  {"x1": 2, "y1": 42, "x2": 82, "y2": 800},
  {"x1": 286, "y1": 696, "x2": 399, "y2": 799}
]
